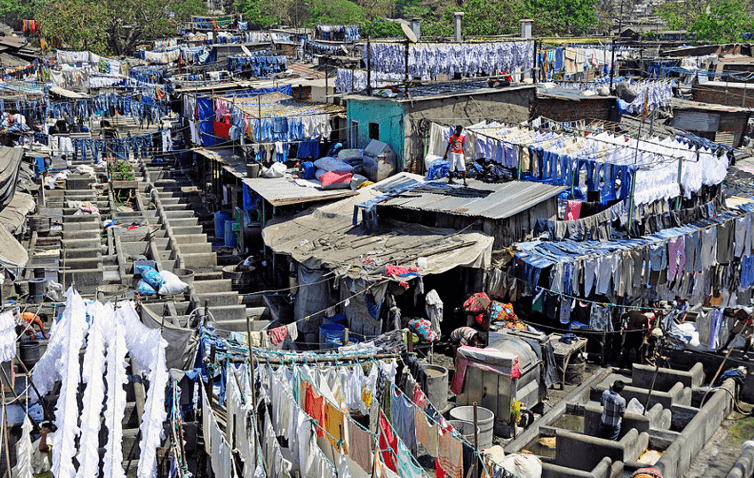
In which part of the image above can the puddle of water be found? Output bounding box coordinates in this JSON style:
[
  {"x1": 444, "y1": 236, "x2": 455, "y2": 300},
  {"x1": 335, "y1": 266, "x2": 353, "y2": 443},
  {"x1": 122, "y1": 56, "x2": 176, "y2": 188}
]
[
  {"x1": 552, "y1": 414, "x2": 584, "y2": 432},
  {"x1": 521, "y1": 437, "x2": 557, "y2": 459}
]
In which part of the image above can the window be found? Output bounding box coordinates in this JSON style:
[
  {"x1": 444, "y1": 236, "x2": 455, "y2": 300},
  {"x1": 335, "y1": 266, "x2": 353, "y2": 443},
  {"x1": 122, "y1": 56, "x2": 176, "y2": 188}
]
[{"x1": 369, "y1": 122, "x2": 380, "y2": 140}]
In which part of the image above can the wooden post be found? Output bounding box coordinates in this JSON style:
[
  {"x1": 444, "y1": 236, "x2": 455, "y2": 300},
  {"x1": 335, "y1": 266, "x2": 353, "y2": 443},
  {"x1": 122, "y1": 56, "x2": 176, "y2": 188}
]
[{"x1": 2, "y1": 398, "x2": 11, "y2": 478}]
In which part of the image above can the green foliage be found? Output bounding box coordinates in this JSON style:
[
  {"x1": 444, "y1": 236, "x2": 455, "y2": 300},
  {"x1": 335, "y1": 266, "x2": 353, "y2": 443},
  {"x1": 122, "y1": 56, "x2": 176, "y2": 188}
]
[
  {"x1": 659, "y1": 0, "x2": 754, "y2": 43},
  {"x1": 233, "y1": 0, "x2": 290, "y2": 29},
  {"x1": 528, "y1": 0, "x2": 598, "y2": 35},
  {"x1": 0, "y1": 0, "x2": 43, "y2": 30},
  {"x1": 38, "y1": 0, "x2": 205, "y2": 55},
  {"x1": 307, "y1": 0, "x2": 367, "y2": 26},
  {"x1": 360, "y1": 20, "x2": 405, "y2": 38}
]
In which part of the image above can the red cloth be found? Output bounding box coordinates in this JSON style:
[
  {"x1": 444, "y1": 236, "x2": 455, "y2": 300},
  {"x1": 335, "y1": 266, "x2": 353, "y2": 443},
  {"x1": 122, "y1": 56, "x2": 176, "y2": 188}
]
[
  {"x1": 385, "y1": 264, "x2": 419, "y2": 276},
  {"x1": 304, "y1": 382, "x2": 325, "y2": 437},
  {"x1": 319, "y1": 170, "x2": 352, "y2": 187},
  {"x1": 379, "y1": 410, "x2": 398, "y2": 473},
  {"x1": 565, "y1": 200, "x2": 582, "y2": 220},
  {"x1": 463, "y1": 292, "x2": 491, "y2": 313},
  {"x1": 213, "y1": 121, "x2": 231, "y2": 139},
  {"x1": 268, "y1": 325, "x2": 288, "y2": 345}
]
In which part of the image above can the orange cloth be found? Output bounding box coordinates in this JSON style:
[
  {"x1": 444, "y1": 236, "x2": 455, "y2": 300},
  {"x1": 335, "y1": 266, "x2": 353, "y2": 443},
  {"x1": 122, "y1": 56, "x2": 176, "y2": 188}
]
[
  {"x1": 304, "y1": 382, "x2": 325, "y2": 437},
  {"x1": 324, "y1": 401, "x2": 348, "y2": 453}
]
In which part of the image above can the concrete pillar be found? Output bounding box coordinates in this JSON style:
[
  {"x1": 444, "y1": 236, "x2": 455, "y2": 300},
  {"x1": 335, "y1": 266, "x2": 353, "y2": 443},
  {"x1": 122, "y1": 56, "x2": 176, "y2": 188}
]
[
  {"x1": 521, "y1": 19, "x2": 533, "y2": 38},
  {"x1": 454, "y1": 12, "x2": 464, "y2": 42},
  {"x1": 410, "y1": 18, "x2": 421, "y2": 40}
]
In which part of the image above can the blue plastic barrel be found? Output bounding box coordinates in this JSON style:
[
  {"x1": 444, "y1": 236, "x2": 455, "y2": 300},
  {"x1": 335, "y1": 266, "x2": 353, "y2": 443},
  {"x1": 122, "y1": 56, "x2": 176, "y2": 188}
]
[
  {"x1": 224, "y1": 220, "x2": 237, "y2": 247},
  {"x1": 214, "y1": 211, "x2": 232, "y2": 239},
  {"x1": 319, "y1": 323, "x2": 345, "y2": 349},
  {"x1": 323, "y1": 314, "x2": 347, "y2": 327}
]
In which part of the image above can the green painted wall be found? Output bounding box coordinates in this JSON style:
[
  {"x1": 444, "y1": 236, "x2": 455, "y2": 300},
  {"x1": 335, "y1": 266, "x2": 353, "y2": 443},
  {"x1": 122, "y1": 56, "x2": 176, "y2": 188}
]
[{"x1": 346, "y1": 98, "x2": 405, "y2": 169}]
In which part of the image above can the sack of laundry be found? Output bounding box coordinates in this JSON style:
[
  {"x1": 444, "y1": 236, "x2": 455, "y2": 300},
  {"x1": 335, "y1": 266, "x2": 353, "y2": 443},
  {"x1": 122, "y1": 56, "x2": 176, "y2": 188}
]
[
  {"x1": 137, "y1": 279, "x2": 157, "y2": 296},
  {"x1": 463, "y1": 292, "x2": 491, "y2": 313},
  {"x1": 135, "y1": 265, "x2": 165, "y2": 290},
  {"x1": 158, "y1": 270, "x2": 189, "y2": 295}
]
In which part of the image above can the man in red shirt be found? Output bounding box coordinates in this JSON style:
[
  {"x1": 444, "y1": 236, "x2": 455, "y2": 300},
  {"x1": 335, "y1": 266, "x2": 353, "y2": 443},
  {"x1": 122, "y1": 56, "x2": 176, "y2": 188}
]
[{"x1": 443, "y1": 125, "x2": 467, "y2": 186}]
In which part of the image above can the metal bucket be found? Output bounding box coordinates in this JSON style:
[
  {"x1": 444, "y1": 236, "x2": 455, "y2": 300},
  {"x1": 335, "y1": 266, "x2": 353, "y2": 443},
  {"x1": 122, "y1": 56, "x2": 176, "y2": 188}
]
[
  {"x1": 222, "y1": 265, "x2": 254, "y2": 292},
  {"x1": 29, "y1": 216, "x2": 51, "y2": 235},
  {"x1": 172, "y1": 268, "x2": 195, "y2": 285},
  {"x1": 423, "y1": 364, "x2": 449, "y2": 410},
  {"x1": 449, "y1": 419, "x2": 479, "y2": 443},
  {"x1": 96, "y1": 284, "x2": 129, "y2": 302},
  {"x1": 28, "y1": 278, "x2": 47, "y2": 303},
  {"x1": 247, "y1": 163, "x2": 260, "y2": 178},
  {"x1": 19, "y1": 341, "x2": 41, "y2": 368},
  {"x1": 450, "y1": 405, "x2": 495, "y2": 449}
]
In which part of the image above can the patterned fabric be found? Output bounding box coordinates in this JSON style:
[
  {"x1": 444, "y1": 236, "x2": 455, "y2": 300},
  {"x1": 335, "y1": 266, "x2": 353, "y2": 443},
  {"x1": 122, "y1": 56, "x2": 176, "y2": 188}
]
[
  {"x1": 600, "y1": 390, "x2": 626, "y2": 427},
  {"x1": 408, "y1": 318, "x2": 438, "y2": 343}
]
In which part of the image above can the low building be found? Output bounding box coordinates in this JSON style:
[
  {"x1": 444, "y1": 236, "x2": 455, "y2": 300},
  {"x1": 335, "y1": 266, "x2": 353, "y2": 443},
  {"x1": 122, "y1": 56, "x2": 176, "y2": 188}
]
[
  {"x1": 671, "y1": 98, "x2": 751, "y2": 147},
  {"x1": 535, "y1": 86, "x2": 618, "y2": 123},
  {"x1": 344, "y1": 82, "x2": 537, "y2": 173}
]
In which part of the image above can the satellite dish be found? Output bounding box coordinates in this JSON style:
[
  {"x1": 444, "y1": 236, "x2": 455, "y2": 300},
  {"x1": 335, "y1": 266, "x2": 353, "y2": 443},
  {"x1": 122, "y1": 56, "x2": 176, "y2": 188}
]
[{"x1": 401, "y1": 23, "x2": 418, "y2": 43}]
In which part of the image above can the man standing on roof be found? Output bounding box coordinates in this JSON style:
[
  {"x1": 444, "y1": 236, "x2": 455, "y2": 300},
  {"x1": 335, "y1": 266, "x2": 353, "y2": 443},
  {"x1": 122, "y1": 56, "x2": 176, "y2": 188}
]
[{"x1": 444, "y1": 125, "x2": 468, "y2": 186}]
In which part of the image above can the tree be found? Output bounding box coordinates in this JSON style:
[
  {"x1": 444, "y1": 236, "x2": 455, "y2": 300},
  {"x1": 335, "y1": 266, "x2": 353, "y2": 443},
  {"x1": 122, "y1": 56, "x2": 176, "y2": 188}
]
[
  {"x1": 38, "y1": 0, "x2": 206, "y2": 56},
  {"x1": 426, "y1": 0, "x2": 528, "y2": 37},
  {"x1": 527, "y1": 0, "x2": 599, "y2": 35},
  {"x1": 0, "y1": 0, "x2": 44, "y2": 31},
  {"x1": 307, "y1": 0, "x2": 367, "y2": 25},
  {"x1": 658, "y1": 0, "x2": 754, "y2": 43},
  {"x1": 233, "y1": 0, "x2": 295, "y2": 29}
]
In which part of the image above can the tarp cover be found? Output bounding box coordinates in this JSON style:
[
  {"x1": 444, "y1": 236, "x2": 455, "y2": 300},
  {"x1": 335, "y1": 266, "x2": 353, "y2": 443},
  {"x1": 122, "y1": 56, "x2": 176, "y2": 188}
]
[
  {"x1": 0, "y1": 221, "x2": 27, "y2": 277},
  {"x1": 141, "y1": 306, "x2": 199, "y2": 370},
  {"x1": 0, "y1": 147, "x2": 24, "y2": 211},
  {"x1": 263, "y1": 172, "x2": 494, "y2": 279}
]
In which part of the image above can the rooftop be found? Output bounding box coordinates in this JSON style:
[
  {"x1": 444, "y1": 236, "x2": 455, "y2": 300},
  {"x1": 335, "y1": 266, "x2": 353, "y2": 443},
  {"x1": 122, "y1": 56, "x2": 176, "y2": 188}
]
[
  {"x1": 346, "y1": 81, "x2": 535, "y2": 102},
  {"x1": 379, "y1": 177, "x2": 566, "y2": 220}
]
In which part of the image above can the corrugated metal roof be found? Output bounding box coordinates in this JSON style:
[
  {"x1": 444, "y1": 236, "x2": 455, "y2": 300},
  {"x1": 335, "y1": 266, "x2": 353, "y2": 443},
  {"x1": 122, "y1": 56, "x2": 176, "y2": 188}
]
[
  {"x1": 243, "y1": 177, "x2": 358, "y2": 207},
  {"x1": 380, "y1": 179, "x2": 565, "y2": 220}
]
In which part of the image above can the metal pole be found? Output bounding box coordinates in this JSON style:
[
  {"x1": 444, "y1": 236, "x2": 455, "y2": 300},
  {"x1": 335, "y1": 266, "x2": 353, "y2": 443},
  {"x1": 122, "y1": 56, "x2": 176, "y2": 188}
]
[
  {"x1": 246, "y1": 314, "x2": 258, "y2": 469},
  {"x1": 366, "y1": 36, "x2": 372, "y2": 95},
  {"x1": 473, "y1": 402, "x2": 479, "y2": 478},
  {"x1": 533, "y1": 40, "x2": 538, "y2": 84},
  {"x1": 324, "y1": 56, "x2": 329, "y2": 104}
]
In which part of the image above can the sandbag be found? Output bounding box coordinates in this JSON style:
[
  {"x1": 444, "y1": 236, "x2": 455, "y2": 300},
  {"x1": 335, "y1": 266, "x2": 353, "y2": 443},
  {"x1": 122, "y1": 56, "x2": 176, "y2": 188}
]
[
  {"x1": 314, "y1": 157, "x2": 353, "y2": 173},
  {"x1": 350, "y1": 174, "x2": 368, "y2": 190},
  {"x1": 262, "y1": 162, "x2": 286, "y2": 178},
  {"x1": 158, "y1": 270, "x2": 189, "y2": 295},
  {"x1": 320, "y1": 171, "x2": 352, "y2": 190},
  {"x1": 498, "y1": 454, "x2": 542, "y2": 478},
  {"x1": 135, "y1": 265, "x2": 164, "y2": 290},
  {"x1": 337, "y1": 149, "x2": 363, "y2": 161},
  {"x1": 137, "y1": 279, "x2": 157, "y2": 296}
]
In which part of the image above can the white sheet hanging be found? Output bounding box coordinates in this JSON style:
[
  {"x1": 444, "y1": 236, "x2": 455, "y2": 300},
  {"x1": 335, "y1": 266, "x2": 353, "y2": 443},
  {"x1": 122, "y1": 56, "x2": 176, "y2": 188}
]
[
  {"x1": 75, "y1": 302, "x2": 108, "y2": 478},
  {"x1": 0, "y1": 311, "x2": 16, "y2": 363},
  {"x1": 51, "y1": 288, "x2": 89, "y2": 478}
]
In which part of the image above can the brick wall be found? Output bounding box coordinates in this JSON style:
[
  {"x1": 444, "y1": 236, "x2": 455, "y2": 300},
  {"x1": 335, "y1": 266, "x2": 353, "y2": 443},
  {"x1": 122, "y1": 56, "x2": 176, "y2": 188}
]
[
  {"x1": 693, "y1": 84, "x2": 754, "y2": 108},
  {"x1": 534, "y1": 96, "x2": 616, "y2": 123}
]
